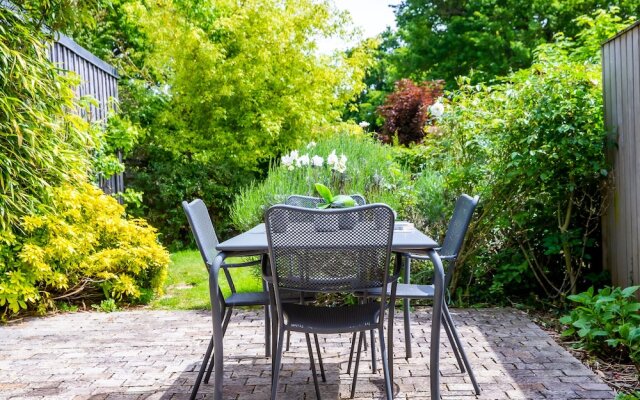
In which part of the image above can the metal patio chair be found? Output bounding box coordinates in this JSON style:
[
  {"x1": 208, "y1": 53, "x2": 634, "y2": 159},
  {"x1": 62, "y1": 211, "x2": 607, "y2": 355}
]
[
  {"x1": 362, "y1": 194, "x2": 481, "y2": 395},
  {"x1": 265, "y1": 204, "x2": 399, "y2": 400},
  {"x1": 182, "y1": 199, "x2": 270, "y2": 399},
  {"x1": 284, "y1": 194, "x2": 374, "y2": 362}
]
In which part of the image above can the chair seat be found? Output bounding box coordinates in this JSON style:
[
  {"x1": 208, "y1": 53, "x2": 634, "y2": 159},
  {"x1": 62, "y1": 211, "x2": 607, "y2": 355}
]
[
  {"x1": 282, "y1": 302, "x2": 381, "y2": 334},
  {"x1": 226, "y1": 290, "x2": 310, "y2": 307},
  {"x1": 367, "y1": 283, "x2": 435, "y2": 299}
]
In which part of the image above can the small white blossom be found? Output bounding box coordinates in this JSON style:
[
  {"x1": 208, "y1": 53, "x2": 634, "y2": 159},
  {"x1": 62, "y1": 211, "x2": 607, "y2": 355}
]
[
  {"x1": 290, "y1": 150, "x2": 299, "y2": 160},
  {"x1": 429, "y1": 102, "x2": 445, "y2": 118},
  {"x1": 311, "y1": 155, "x2": 324, "y2": 167},
  {"x1": 306, "y1": 141, "x2": 316, "y2": 149},
  {"x1": 296, "y1": 154, "x2": 310, "y2": 167},
  {"x1": 334, "y1": 154, "x2": 347, "y2": 173},
  {"x1": 281, "y1": 153, "x2": 294, "y2": 169},
  {"x1": 327, "y1": 150, "x2": 338, "y2": 167},
  {"x1": 358, "y1": 121, "x2": 370, "y2": 129}
]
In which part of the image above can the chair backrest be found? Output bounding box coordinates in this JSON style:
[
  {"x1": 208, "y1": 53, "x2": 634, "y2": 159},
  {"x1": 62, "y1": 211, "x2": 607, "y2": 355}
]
[
  {"x1": 439, "y1": 194, "x2": 479, "y2": 285},
  {"x1": 285, "y1": 194, "x2": 366, "y2": 208},
  {"x1": 182, "y1": 199, "x2": 219, "y2": 268},
  {"x1": 265, "y1": 204, "x2": 394, "y2": 296}
]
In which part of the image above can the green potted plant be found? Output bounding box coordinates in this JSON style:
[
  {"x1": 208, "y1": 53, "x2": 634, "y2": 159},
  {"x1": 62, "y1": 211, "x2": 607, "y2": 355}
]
[{"x1": 314, "y1": 183, "x2": 357, "y2": 231}]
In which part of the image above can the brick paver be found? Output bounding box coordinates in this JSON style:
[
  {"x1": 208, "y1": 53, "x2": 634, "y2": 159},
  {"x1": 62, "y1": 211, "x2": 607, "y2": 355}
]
[{"x1": 0, "y1": 308, "x2": 615, "y2": 399}]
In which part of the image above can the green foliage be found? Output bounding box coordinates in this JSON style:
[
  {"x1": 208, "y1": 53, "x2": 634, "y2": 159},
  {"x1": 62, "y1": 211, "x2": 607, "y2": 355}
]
[
  {"x1": 231, "y1": 132, "x2": 421, "y2": 231},
  {"x1": 393, "y1": 0, "x2": 640, "y2": 86},
  {"x1": 129, "y1": 0, "x2": 371, "y2": 169},
  {"x1": 616, "y1": 392, "x2": 640, "y2": 400},
  {"x1": 92, "y1": 298, "x2": 118, "y2": 313},
  {"x1": 0, "y1": 183, "x2": 170, "y2": 317},
  {"x1": 560, "y1": 286, "x2": 640, "y2": 369},
  {"x1": 126, "y1": 144, "x2": 255, "y2": 247},
  {"x1": 417, "y1": 16, "x2": 617, "y2": 301},
  {"x1": 0, "y1": 7, "x2": 94, "y2": 232},
  {"x1": 314, "y1": 184, "x2": 356, "y2": 209}
]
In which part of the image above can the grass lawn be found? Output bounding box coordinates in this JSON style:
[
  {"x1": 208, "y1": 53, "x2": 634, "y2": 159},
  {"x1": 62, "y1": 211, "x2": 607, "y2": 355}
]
[{"x1": 150, "y1": 250, "x2": 264, "y2": 310}]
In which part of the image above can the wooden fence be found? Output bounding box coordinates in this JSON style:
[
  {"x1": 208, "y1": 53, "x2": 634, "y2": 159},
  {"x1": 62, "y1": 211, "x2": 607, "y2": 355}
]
[
  {"x1": 48, "y1": 33, "x2": 124, "y2": 197},
  {"x1": 602, "y1": 21, "x2": 640, "y2": 291}
]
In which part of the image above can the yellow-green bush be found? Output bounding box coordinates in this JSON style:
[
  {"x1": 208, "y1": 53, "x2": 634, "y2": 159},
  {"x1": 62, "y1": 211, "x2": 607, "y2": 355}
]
[{"x1": 0, "y1": 184, "x2": 169, "y2": 316}]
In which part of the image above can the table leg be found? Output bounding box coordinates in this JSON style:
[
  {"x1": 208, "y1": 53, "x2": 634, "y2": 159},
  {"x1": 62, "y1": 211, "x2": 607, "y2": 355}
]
[
  {"x1": 209, "y1": 252, "x2": 226, "y2": 400},
  {"x1": 428, "y1": 249, "x2": 444, "y2": 400},
  {"x1": 403, "y1": 255, "x2": 412, "y2": 359}
]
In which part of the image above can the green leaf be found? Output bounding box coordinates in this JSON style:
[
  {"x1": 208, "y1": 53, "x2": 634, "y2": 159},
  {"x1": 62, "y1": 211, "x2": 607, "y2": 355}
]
[
  {"x1": 559, "y1": 315, "x2": 573, "y2": 324},
  {"x1": 621, "y1": 286, "x2": 640, "y2": 297},
  {"x1": 332, "y1": 195, "x2": 356, "y2": 208},
  {"x1": 315, "y1": 183, "x2": 333, "y2": 204}
]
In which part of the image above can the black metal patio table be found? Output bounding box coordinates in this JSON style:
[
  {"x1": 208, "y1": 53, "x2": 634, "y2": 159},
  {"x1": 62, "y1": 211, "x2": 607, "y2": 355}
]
[{"x1": 205, "y1": 222, "x2": 444, "y2": 399}]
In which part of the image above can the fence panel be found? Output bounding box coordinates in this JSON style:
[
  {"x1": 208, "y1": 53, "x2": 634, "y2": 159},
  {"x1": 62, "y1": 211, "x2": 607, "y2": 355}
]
[
  {"x1": 48, "y1": 33, "x2": 123, "y2": 197},
  {"x1": 602, "y1": 21, "x2": 640, "y2": 292}
]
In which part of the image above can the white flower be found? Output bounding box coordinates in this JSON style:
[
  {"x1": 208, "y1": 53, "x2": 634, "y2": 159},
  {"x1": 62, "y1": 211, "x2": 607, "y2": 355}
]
[
  {"x1": 281, "y1": 153, "x2": 294, "y2": 169},
  {"x1": 334, "y1": 154, "x2": 347, "y2": 173},
  {"x1": 290, "y1": 150, "x2": 299, "y2": 160},
  {"x1": 311, "y1": 155, "x2": 324, "y2": 167},
  {"x1": 296, "y1": 154, "x2": 310, "y2": 167},
  {"x1": 306, "y1": 141, "x2": 316, "y2": 149},
  {"x1": 429, "y1": 102, "x2": 445, "y2": 118},
  {"x1": 327, "y1": 150, "x2": 338, "y2": 167},
  {"x1": 358, "y1": 121, "x2": 370, "y2": 129}
]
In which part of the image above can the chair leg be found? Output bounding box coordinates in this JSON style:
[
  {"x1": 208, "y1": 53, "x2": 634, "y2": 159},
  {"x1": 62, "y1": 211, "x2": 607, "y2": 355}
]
[
  {"x1": 403, "y1": 257, "x2": 412, "y2": 359},
  {"x1": 205, "y1": 307, "x2": 233, "y2": 384},
  {"x1": 286, "y1": 330, "x2": 291, "y2": 351},
  {"x1": 369, "y1": 329, "x2": 377, "y2": 372},
  {"x1": 190, "y1": 336, "x2": 213, "y2": 400},
  {"x1": 347, "y1": 332, "x2": 357, "y2": 374},
  {"x1": 313, "y1": 334, "x2": 326, "y2": 382},
  {"x1": 442, "y1": 311, "x2": 465, "y2": 373},
  {"x1": 388, "y1": 299, "x2": 395, "y2": 385},
  {"x1": 350, "y1": 331, "x2": 365, "y2": 398},
  {"x1": 378, "y1": 326, "x2": 393, "y2": 400},
  {"x1": 265, "y1": 304, "x2": 271, "y2": 357},
  {"x1": 271, "y1": 325, "x2": 286, "y2": 400},
  {"x1": 443, "y1": 306, "x2": 481, "y2": 395},
  {"x1": 305, "y1": 333, "x2": 322, "y2": 400}
]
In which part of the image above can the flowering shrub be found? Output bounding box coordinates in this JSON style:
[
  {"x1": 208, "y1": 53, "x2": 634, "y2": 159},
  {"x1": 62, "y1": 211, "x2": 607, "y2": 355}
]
[
  {"x1": 230, "y1": 132, "x2": 419, "y2": 231},
  {"x1": 0, "y1": 184, "x2": 170, "y2": 317}
]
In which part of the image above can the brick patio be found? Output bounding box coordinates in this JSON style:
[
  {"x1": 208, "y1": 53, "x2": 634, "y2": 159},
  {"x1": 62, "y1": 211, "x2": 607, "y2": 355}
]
[{"x1": 0, "y1": 308, "x2": 615, "y2": 399}]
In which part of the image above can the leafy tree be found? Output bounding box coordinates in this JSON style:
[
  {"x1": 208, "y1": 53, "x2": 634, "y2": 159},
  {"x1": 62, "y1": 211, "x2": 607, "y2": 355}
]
[
  {"x1": 393, "y1": 0, "x2": 640, "y2": 86},
  {"x1": 94, "y1": 0, "x2": 371, "y2": 246},
  {"x1": 130, "y1": 0, "x2": 371, "y2": 167},
  {"x1": 343, "y1": 31, "x2": 400, "y2": 132}
]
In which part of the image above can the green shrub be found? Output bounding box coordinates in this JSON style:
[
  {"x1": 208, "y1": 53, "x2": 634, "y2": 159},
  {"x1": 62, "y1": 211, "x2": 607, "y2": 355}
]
[
  {"x1": 0, "y1": 183, "x2": 170, "y2": 317},
  {"x1": 230, "y1": 132, "x2": 428, "y2": 231},
  {"x1": 420, "y1": 33, "x2": 610, "y2": 302},
  {"x1": 560, "y1": 286, "x2": 640, "y2": 370},
  {"x1": 126, "y1": 144, "x2": 256, "y2": 247},
  {"x1": 0, "y1": 7, "x2": 93, "y2": 233}
]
